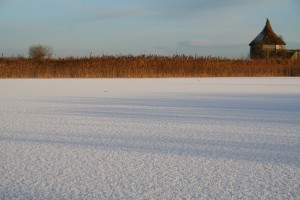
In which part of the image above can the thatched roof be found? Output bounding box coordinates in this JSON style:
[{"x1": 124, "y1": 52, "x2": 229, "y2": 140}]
[{"x1": 249, "y1": 19, "x2": 286, "y2": 46}]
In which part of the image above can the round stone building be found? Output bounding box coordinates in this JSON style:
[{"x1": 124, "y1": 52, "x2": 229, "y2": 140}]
[{"x1": 249, "y1": 19, "x2": 286, "y2": 59}]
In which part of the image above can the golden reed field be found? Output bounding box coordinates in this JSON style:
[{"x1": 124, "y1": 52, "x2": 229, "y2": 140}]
[{"x1": 1, "y1": 55, "x2": 299, "y2": 78}]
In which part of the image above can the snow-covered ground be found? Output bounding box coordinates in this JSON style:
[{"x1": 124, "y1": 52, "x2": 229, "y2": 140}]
[{"x1": 0, "y1": 78, "x2": 300, "y2": 199}]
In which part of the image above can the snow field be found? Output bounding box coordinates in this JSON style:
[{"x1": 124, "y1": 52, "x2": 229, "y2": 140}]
[{"x1": 0, "y1": 78, "x2": 300, "y2": 199}]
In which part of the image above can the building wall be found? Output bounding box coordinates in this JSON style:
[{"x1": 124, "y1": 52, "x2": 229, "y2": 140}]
[
  {"x1": 262, "y1": 45, "x2": 276, "y2": 50},
  {"x1": 250, "y1": 46, "x2": 263, "y2": 59},
  {"x1": 250, "y1": 45, "x2": 286, "y2": 59},
  {"x1": 262, "y1": 45, "x2": 285, "y2": 50},
  {"x1": 290, "y1": 51, "x2": 300, "y2": 60},
  {"x1": 275, "y1": 45, "x2": 285, "y2": 50}
]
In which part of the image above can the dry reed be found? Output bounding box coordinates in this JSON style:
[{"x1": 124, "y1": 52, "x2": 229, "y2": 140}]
[{"x1": 0, "y1": 55, "x2": 299, "y2": 78}]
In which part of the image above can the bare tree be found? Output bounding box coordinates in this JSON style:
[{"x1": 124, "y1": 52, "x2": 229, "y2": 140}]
[{"x1": 28, "y1": 45, "x2": 53, "y2": 59}]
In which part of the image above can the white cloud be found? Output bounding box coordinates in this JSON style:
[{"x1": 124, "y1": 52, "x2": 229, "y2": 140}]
[
  {"x1": 174, "y1": 39, "x2": 249, "y2": 58},
  {"x1": 191, "y1": 40, "x2": 219, "y2": 46},
  {"x1": 178, "y1": 39, "x2": 239, "y2": 47}
]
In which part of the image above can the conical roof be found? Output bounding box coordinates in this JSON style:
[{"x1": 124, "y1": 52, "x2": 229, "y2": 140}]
[{"x1": 249, "y1": 19, "x2": 286, "y2": 46}]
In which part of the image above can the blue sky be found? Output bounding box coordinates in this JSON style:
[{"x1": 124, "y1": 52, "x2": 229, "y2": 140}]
[{"x1": 1, "y1": 0, "x2": 299, "y2": 58}]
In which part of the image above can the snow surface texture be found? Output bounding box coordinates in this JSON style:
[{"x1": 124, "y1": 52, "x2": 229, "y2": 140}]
[{"x1": 0, "y1": 78, "x2": 300, "y2": 199}]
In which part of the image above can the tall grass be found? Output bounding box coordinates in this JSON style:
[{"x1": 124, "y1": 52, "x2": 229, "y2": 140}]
[{"x1": 0, "y1": 55, "x2": 299, "y2": 78}]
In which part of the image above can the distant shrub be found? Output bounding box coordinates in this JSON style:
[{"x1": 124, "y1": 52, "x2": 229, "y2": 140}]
[{"x1": 28, "y1": 45, "x2": 53, "y2": 60}]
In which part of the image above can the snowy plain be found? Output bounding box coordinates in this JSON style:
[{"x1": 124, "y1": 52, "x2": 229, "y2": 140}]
[{"x1": 0, "y1": 78, "x2": 300, "y2": 199}]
